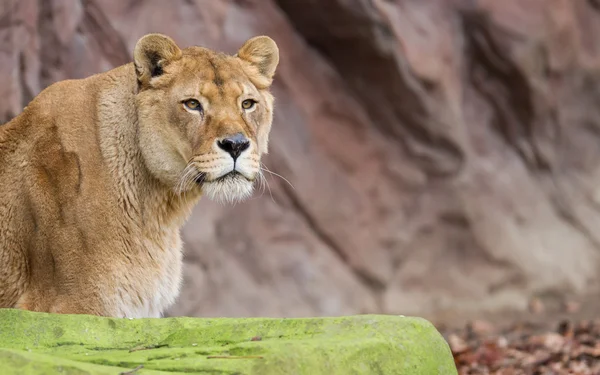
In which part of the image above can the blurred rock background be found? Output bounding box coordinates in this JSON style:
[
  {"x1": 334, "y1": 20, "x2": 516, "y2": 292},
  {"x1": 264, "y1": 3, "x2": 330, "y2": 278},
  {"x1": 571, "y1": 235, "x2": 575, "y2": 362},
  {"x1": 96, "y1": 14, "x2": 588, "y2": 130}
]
[{"x1": 2, "y1": 0, "x2": 600, "y2": 324}]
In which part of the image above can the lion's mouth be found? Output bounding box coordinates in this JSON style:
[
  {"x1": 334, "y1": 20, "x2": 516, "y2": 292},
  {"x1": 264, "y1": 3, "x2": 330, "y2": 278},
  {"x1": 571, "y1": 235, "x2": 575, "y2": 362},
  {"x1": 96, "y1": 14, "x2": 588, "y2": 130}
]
[
  {"x1": 215, "y1": 171, "x2": 243, "y2": 182},
  {"x1": 195, "y1": 170, "x2": 251, "y2": 185}
]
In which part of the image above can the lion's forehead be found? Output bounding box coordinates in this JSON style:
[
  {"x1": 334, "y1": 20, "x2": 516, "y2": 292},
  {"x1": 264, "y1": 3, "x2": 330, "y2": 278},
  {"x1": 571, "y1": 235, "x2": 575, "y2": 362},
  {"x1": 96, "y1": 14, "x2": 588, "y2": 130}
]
[
  {"x1": 201, "y1": 81, "x2": 244, "y2": 100},
  {"x1": 168, "y1": 53, "x2": 253, "y2": 102}
]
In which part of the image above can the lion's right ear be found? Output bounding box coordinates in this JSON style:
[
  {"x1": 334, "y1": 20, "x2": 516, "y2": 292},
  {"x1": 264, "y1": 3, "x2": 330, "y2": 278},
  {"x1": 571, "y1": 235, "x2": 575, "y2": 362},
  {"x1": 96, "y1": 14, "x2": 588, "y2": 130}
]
[{"x1": 133, "y1": 34, "x2": 182, "y2": 85}]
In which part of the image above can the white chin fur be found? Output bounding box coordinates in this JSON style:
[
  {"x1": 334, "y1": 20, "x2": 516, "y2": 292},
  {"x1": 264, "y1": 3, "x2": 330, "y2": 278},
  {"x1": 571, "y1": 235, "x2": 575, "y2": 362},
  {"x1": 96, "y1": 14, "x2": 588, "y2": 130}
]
[{"x1": 202, "y1": 176, "x2": 254, "y2": 204}]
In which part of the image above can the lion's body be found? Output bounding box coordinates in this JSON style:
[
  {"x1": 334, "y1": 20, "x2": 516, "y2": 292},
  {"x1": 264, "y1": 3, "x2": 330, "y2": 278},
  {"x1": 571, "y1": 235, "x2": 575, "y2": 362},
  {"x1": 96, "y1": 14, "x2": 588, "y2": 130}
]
[{"x1": 0, "y1": 34, "x2": 279, "y2": 317}]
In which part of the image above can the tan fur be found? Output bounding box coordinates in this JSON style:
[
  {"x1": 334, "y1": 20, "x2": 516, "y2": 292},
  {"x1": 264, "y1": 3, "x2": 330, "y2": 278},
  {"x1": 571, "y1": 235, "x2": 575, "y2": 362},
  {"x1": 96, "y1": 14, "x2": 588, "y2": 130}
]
[{"x1": 0, "y1": 34, "x2": 279, "y2": 318}]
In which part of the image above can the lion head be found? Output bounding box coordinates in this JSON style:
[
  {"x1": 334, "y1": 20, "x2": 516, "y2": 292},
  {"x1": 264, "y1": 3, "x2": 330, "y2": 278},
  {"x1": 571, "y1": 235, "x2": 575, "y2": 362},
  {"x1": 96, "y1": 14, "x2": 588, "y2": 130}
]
[{"x1": 132, "y1": 34, "x2": 279, "y2": 203}]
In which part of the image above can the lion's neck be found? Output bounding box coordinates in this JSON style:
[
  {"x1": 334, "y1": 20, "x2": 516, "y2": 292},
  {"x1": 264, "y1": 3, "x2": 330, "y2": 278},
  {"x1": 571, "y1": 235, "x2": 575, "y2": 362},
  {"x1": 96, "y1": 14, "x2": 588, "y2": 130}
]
[{"x1": 96, "y1": 64, "x2": 199, "y2": 235}]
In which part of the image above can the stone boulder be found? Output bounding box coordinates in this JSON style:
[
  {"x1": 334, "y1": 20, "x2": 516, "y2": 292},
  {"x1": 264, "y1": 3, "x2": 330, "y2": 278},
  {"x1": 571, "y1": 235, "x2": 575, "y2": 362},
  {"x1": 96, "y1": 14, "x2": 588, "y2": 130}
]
[{"x1": 0, "y1": 309, "x2": 457, "y2": 374}]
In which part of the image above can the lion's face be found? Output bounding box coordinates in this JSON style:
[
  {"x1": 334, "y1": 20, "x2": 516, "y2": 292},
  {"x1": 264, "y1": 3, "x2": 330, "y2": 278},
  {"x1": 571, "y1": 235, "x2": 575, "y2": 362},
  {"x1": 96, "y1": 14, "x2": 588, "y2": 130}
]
[{"x1": 133, "y1": 34, "x2": 279, "y2": 203}]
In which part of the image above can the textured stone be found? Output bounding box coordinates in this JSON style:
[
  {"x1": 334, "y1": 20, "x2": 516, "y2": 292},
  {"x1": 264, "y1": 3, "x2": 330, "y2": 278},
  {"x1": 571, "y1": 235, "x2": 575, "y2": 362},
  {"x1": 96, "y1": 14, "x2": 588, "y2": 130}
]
[{"x1": 0, "y1": 309, "x2": 457, "y2": 375}]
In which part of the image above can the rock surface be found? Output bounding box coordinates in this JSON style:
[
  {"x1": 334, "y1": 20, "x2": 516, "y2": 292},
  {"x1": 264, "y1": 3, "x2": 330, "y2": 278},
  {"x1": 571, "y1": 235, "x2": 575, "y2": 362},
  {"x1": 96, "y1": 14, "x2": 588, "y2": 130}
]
[
  {"x1": 1, "y1": 0, "x2": 600, "y2": 321},
  {"x1": 0, "y1": 309, "x2": 457, "y2": 375}
]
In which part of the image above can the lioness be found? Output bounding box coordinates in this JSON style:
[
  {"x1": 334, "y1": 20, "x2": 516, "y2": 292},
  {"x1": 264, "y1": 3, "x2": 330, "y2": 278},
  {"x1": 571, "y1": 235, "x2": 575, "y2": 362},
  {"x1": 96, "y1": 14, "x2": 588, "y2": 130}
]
[{"x1": 0, "y1": 33, "x2": 279, "y2": 318}]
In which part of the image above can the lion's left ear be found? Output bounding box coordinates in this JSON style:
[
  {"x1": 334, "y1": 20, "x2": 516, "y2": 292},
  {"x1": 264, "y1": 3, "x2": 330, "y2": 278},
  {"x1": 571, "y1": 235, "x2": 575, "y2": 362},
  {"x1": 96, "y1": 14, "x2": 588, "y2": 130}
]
[
  {"x1": 237, "y1": 36, "x2": 279, "y2": 88},
  {"x1": 134, "y1": 33, "x2": 182, "y2": 86}
]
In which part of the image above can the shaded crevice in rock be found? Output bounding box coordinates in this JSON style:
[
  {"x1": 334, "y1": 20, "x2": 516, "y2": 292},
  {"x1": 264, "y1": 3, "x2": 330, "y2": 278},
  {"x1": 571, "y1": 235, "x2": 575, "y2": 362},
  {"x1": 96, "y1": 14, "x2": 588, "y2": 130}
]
[
  {"x1": 79, "y1": 0, "x2": 129, "y2": 67},
  {"x1": 37, "y1": 0, "x2": 63, "y2": 88},
  {"x1": 18, "y1": 51, "x2": 34, "y2": 106},
  {"x1": 274, "y1": 0, "x2": 464, "y2": 177},
  {"x1": 0, "y1": 2, "x2": 21, "y2": 33},
  {"x1": 0, "y1": 0, "x2": 26, "y2": 121},
  {"x1": 461, "y1": 9, "x2": 546, "y2": 170}
]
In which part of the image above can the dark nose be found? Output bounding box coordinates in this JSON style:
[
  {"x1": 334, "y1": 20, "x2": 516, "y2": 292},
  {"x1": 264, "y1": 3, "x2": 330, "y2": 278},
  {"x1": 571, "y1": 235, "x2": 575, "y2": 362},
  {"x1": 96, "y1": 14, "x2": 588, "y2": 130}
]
[{"x1": 217, "y1": 133, "x2": 250, "y2": 160}]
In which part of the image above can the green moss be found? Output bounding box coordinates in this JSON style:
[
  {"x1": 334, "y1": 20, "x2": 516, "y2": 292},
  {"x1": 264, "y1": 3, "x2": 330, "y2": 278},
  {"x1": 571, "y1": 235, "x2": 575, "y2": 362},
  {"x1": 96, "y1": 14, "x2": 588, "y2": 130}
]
[{"x1": 0, "y1": 309, "x2": 457, "y2": 374}]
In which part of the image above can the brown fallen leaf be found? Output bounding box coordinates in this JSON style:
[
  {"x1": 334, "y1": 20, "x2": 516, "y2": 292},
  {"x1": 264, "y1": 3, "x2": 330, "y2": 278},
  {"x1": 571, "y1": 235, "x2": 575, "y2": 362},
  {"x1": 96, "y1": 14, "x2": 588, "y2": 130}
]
[
  {"x1": 448, "y1": 334, "x2": 469, "y2": 353},
  {"x1": 563, "y1": 300, "x2": 581, "y2": 314},
  {"x1": 468, "y1": 320, "x2": 496, "y2": 336},
  {"x1": 528, "y1": 298, "x2": 545, "y2": 315}
]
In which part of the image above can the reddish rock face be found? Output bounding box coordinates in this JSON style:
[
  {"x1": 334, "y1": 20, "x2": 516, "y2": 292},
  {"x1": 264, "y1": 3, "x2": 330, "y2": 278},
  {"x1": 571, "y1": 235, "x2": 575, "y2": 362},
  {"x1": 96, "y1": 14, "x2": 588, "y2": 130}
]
[{"x1": 2, "y1": 0, "x2": 600, "y2": 321}]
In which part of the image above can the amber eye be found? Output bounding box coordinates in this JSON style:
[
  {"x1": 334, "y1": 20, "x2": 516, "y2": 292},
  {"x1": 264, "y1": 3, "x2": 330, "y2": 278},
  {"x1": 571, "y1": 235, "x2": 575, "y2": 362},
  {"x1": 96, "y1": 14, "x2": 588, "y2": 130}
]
[
  {"x1": 184, "y1": 99, "x2": 202, "y2": 111},
  {"x1": 241, "y1": 99, "x2": 256, "y2": 110}
]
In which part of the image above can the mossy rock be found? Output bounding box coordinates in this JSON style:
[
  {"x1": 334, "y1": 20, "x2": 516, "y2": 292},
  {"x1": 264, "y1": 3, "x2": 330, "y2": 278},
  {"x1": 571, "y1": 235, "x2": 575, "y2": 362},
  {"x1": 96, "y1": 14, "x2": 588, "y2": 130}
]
[{"x1": 0, "y1": 309, "x2": 457, "y2": 374}]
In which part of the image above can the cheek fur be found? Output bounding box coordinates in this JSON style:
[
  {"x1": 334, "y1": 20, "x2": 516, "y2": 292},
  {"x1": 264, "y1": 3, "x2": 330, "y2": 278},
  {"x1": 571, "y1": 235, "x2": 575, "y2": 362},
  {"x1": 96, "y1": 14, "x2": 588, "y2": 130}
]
[
  {"x1": 185, "y1": 116, "x2": 204, "y2": 151},
  {"x1": 251, "y1": 107, "x2": 272, "y2": 154},
  {"x1": 167, "y1": 105, "x2": 202, "y2": 152}
]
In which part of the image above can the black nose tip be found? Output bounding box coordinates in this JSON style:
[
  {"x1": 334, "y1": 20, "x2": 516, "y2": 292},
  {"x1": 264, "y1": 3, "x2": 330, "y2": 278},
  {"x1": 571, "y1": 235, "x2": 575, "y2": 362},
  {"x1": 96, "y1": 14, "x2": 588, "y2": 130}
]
[{"x1": 217, "y1": 133, "x2": 250, "y2": 160}]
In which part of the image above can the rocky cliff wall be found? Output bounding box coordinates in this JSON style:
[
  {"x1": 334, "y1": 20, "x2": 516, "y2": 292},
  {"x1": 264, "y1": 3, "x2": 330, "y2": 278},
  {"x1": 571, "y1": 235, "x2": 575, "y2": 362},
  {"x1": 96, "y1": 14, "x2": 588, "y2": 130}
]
[{"x1": 2, "y1": 0, "x2": 600, "y2": 322}]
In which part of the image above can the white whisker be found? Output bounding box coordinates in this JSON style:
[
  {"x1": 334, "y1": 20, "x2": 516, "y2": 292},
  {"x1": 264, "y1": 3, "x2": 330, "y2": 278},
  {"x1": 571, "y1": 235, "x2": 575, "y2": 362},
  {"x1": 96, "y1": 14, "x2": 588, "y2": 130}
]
[
  {"x1": 260, "y1": 163, "x2": 294, "y2": 190},
  {"x1": 175, "y1": 163, "x2": 203, "y2": 206},
  {"x1": 258, "y1": 170, "x2": 275, "y2": 203},
  {"x1": 177, "y1": 165, "x2": 193, "y2": 194}
]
